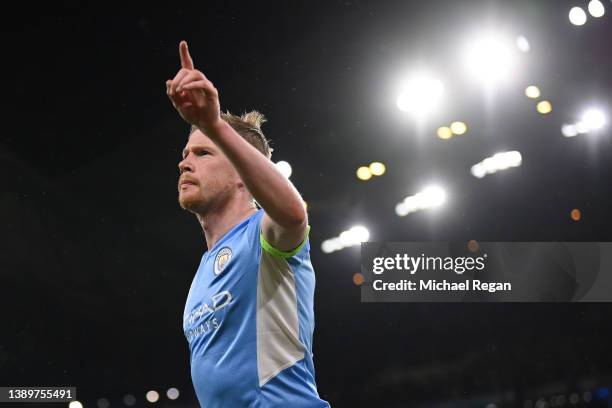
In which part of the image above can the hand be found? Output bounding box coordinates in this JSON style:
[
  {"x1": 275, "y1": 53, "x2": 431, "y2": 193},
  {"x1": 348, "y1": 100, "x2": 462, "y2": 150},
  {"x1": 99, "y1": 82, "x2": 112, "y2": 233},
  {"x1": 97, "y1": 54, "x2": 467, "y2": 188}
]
[{"x1": 166, "y1": 41, "x2": 221, "y2": 132}]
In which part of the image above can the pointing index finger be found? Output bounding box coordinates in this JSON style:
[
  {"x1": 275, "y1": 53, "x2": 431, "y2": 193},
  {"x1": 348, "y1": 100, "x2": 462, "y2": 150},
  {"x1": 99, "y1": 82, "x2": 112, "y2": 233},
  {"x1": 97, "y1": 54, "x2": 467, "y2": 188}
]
[{"x1": 179, "y1": 40, "x2": 194, "y2": 70}]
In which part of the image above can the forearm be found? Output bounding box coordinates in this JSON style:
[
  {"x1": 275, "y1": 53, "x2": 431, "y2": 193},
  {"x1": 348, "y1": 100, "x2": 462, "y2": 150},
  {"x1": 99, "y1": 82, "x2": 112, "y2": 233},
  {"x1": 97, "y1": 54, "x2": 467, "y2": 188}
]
[{"x1": 201, "y1": 120, "x2": 307, "y2": 228}]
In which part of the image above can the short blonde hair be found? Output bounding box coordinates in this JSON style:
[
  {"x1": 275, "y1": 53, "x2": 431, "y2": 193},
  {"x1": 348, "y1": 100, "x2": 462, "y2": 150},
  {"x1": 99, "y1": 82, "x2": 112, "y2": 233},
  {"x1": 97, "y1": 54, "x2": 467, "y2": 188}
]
[{"x1": 190, "y1": 111, "x2": 272, "y2": 159}]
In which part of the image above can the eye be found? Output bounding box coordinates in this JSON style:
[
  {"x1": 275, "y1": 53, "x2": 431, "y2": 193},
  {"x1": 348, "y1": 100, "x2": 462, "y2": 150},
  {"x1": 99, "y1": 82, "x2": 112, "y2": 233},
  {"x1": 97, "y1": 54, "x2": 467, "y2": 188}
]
[{"x1": 196, "y1": 150, "x2": 210, "y2": 156}]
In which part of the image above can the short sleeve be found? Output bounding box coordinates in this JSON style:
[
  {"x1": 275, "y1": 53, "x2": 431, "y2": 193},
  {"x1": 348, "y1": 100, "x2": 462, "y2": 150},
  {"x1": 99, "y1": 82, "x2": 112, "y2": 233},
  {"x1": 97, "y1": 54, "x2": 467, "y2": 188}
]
[{"x1": 259, "y1": 226, "x2": 311, "y2": 259}]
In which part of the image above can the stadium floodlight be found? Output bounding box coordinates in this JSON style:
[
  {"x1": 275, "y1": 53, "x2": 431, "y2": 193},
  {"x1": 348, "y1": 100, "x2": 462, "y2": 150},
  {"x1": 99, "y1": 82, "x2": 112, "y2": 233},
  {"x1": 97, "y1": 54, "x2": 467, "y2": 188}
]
[
  {"x1": 321, "y1": 225, "x2": 370, "y2": 254},
  {"x1": 562, "y1": 108, "x2": 607, "y2": 137},
  {"x1": 569, "y1": 7, "x2": 588, "y2": 25},
  {"x1": 395, "y1": 185, "x2": 446, "y2": 217},
  {"x1": 575, "y1": 121, "x2": 589, "y2": 134},
  {"x1": 396, "y1": 72, "x2": 444, "y2": 117},
  {"x1": 462, "y1": 34, "x2": 516, "y2": 85},
  {"x1": 581, "y1": 108, "x2": 606, "y2": 131},
  {"x1": 561, "y1": 124, "x2": 578, "y2": 137},
  {"x1": 588, "y1": 0, "x2": 605, "y2": 18},
  {"x1": 471, "y1": 151, "x2": 522, "y2": 178}
]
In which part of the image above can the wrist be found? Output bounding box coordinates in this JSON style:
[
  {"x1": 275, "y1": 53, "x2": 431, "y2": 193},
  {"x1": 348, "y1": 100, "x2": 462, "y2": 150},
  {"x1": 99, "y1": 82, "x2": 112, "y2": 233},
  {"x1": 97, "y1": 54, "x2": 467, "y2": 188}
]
[{"x1": 198, "y1": 117, "x2": 226, "y2": 138}]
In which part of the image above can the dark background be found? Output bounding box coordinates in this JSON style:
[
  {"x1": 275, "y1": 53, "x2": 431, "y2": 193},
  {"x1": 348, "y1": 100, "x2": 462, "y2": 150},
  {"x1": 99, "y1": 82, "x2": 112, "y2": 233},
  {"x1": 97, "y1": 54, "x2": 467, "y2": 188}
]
[{"x1": 2, "y1": 1, "x2": 612, "y2": 407}]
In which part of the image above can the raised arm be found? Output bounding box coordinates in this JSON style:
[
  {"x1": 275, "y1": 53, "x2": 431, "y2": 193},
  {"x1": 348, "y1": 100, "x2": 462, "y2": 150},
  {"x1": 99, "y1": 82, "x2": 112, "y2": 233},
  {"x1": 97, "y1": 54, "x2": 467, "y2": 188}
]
[{"x1": 166, "y1": 41, "x2": 307, "y2": 252}]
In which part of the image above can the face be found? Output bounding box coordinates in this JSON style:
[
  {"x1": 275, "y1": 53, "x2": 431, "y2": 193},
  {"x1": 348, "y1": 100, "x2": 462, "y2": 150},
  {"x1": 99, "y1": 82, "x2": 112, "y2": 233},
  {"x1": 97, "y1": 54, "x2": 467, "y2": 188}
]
[{"x1": 178, "y1": 130, "x2": 241, "y2": 215}]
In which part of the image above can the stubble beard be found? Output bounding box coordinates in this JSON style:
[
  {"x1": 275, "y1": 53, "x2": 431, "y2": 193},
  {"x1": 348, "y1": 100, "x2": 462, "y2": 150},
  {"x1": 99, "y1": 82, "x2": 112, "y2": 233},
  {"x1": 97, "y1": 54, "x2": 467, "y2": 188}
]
[{"x1": 178, "y1": 187, "x2": 210, "y2": 215}]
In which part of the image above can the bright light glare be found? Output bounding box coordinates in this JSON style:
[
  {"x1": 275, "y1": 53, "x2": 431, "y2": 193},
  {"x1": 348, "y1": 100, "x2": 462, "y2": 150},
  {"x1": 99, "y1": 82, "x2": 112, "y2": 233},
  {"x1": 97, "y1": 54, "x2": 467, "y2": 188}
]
[
  {"x1": 516, "y1": 35, "x2": 530, "y2": 53},
  {"x1": 69, "y1": 402, "x2": 83, "y2": 408},
  {"x1": 349, "y1": 225, "x2": 370, "y2": 242},
  {"x1": 575, "y1": 122, "x2": 589, "y2": 134},
  {"x1": 356, "y1": 166, "x2": 372, "y2": 180},
  {"x1": 395, "y1": 185, "x2": 446, "y2": 216},
  {"x1": 561, "y1": 124, "x2": 578, "y2": 137},
  {"x1": 369, "y1": 162, "x2": 386, "y2": 176},
  {"x1": 339, "y1": 226, "x2": 369, "y2": 246},
  {"x1": 420, "y1": 186, "x2": 446, "y2": 207},
  {"x1": 146, "y1": 391, "x2": 160, "y2": 403},
  {"x1": 450, "y1": 121, "x2": 468, "y2": 135},
  {"x1": 463, "y1": 35, "x2": 515, "y2": 84},
  {"x1": 581, "y1": 109, "x2": 606, "y2": 130},
  {"x1": 471, "y1": 151, "x2": 522, "y2": 178},
  {"x1": 275, "y1": 161, "x2": 292, "y2": 178},
  {"x1": 437, "y1": 126, "x2": 452, "y2": 139},
  {"x1": 536, "y1": 100, "x2": 552, "y2": 114},
  {"x1": 321, "y1": 226, "x2": 370, "y2": 253},
  {"x1": 396, "y1": 73, "x2": 444, "y2": 117},
  {"x1": 525, "y1": 85, "x2": 541, "y2": 99},
  {"x1": 588, "y1": 0, "x2": 605, "y2": 17},
  {"x1": 569, "y1": 7, "x2": 588, "y2": 25},
  {"x1": 321, "y1": 240, "x2": 336, "y2": 254}
]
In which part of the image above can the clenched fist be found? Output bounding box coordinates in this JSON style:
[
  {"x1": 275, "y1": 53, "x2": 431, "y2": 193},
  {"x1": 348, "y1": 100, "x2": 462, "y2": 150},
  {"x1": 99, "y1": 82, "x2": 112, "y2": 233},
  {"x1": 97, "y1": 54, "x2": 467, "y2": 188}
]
[{"x1": 166, "y1": 41, "x2": 221, "y2": 133}]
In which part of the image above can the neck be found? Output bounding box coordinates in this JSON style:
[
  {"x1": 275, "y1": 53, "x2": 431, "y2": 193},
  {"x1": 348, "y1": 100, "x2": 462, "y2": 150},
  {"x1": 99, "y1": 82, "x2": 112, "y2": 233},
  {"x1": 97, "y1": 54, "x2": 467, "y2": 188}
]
[{"x1": 196, "y1": 197, "x2": 256, "y2": 250}]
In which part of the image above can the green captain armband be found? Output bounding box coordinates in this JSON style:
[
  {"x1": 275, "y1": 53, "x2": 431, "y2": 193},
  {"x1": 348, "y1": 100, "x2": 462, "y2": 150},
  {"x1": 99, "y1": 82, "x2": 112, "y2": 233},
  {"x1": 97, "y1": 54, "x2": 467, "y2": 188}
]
[{"x1": 260, "y1": 225, "x2": 311, "y2": 258}]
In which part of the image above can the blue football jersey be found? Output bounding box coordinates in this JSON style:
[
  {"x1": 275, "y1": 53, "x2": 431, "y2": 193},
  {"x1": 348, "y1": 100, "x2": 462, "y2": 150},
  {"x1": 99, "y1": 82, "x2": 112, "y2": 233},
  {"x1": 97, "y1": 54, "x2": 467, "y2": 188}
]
[{"x1": 183, "y1": 209, "x2": 330, "y2": 407}]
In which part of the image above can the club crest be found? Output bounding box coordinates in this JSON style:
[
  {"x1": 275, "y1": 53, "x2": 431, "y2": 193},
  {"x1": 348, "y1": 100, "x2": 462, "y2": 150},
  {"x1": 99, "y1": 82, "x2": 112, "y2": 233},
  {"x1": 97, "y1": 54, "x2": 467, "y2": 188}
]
[{"x1": 214, "y1": 247, "x2": 232, "y2": 275}]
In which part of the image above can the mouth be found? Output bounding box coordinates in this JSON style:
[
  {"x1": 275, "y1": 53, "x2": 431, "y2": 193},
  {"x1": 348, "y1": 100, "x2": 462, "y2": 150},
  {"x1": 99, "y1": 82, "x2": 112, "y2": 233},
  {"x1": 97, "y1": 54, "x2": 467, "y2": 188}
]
[{"x1": 179, "y1": 180, "x2": 198, "y2": 190}]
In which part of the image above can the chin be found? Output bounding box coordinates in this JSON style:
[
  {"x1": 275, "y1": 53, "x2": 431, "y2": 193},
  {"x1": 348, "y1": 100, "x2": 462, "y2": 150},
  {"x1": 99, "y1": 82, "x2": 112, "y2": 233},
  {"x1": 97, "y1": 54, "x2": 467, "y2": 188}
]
[{"x1": 178, "y1": 192, "x2": 204, "y2": 213}]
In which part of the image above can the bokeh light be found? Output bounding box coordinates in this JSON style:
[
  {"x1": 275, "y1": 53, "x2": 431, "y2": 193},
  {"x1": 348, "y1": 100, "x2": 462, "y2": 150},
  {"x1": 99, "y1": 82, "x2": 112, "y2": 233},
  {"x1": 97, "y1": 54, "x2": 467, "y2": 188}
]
[
  {"x1": 369, "y1": 162, "x2": 386, "y2": 176},
  {"x1": 468, "y1": 240, "x2": 480, "y2": 253},
  {"x1": 525, "y1": 85, "x2": 541, "y2": 99},
  {"x1": 516, "y1": 35, "x2": 530, "y2": 53},
  {"x1": 561, "y1": 124, "x2": 578, "y2": 137},
  {"x1": 396, "y1": 185, "x2": 447, "y2": 216},
  {"x1": 569, "y1": 7, "x2": 587, "y2": 25},
  {"x1": 581, "y1": 108, "x2": 606, "y2": 130},
  {"x1": 146, "y1": 390, "x2": 160, "y2": 403},
  {"x1": 123, "y1": 394, "x2": 136, "y2": 406},
  {"x1": 450, "y1": 121, "x2": 468, "y2": 135},
  {"x1": 536, "y1": 100, "x2": 552, "y2": 114},
  {"x1": 437, "y1": 126, "x2": 453, "y2": 139},
  {"x1": 275, "y1": 160, "x2": 292, "y2": 178},
  {"x1": 322, "y1": 226, "x2": 370, "y2": 254},
  {"x1": 167, "y1": 387, "x2": 180, "y2": 400},
  {"x1": 571, "y1": 209, "x2": 581, "y2": 221},
  {"x1": 588, "y1": 0, "x2": 605, "y2": 18},
  {"x1": 353, "y1": 273, "x2": 364, "y2": 286},
  {"x1": 471, "y1": 151, "x2": 522, "y2": 178},
  {"x1": 97, "y1": 398, "x2": 110, "y2": 408},
  {"x1": 356, "y1": 166, "x2": 372, "y2": 180}
]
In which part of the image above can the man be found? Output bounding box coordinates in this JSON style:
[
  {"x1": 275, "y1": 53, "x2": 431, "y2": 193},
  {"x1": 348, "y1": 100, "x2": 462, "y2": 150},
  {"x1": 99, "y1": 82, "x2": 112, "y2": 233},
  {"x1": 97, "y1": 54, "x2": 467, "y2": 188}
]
[{"x1": 166, "y1": 41, "x2": 330, "y2": 407}]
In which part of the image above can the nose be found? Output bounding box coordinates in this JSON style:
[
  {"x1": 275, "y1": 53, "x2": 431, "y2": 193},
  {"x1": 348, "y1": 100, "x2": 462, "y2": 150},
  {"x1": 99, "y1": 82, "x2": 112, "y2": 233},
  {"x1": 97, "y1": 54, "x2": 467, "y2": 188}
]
[{"x1": 178, "y1": 157, "x2": 194, "y2": 174}]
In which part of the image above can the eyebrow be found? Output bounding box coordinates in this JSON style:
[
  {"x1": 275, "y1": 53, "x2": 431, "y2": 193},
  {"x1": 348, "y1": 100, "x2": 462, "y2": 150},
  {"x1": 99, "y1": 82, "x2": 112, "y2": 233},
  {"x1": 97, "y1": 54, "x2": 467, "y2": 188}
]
[{"x1": 182, "y1": 145, "x2": 212, "y2": 158}]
